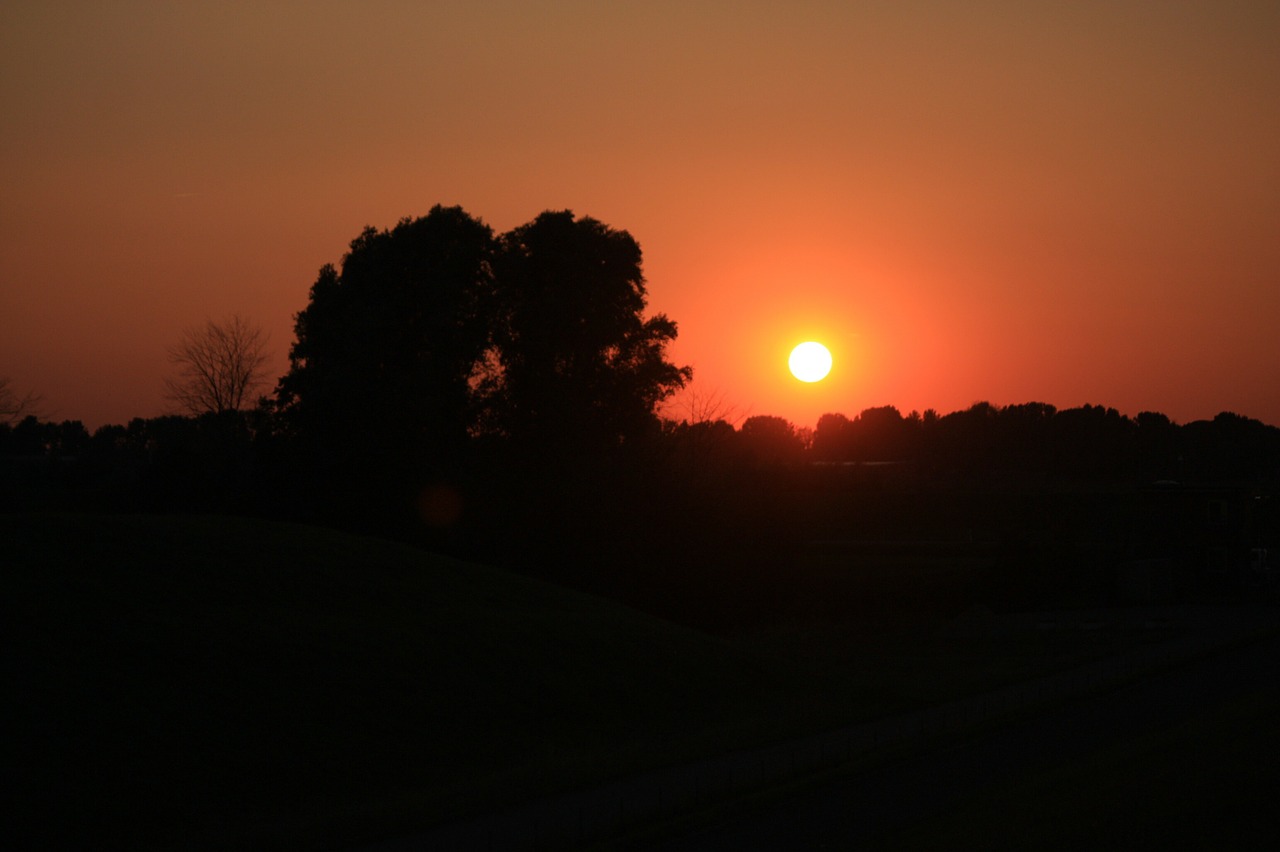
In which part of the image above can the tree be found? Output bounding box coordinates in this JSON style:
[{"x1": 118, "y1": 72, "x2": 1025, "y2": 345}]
[
  {"x1": 738, "y1": 415, "x2": 806, "y2": 466},
  {"x1": 488, "y1": 210, "x2": 691, "y2": 448},
  {"x1": 276, "y1": 205, "x2": 497, "y2": 477},
  {"x1": 811, "y1": 412, "x2": 854, "y2": 461},
  {"x1": 0, "y1": 376, "x2": 42, "y2": 425},
  {"x1": 666, "y1": 385, "x2": 745, "y2": 429},
  {"x1": 852, "y1": 405, "x2": 907, "y2": 460},
  {"x1": 164, "y1": 314, "x2": 270, "y2": 415},
  {"x1": 272, "y1": 205, "x2": 692, "y2": 539}
]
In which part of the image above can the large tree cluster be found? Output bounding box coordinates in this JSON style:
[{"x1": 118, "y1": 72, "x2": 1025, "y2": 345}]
[{"x1": 274, "y1": 205, "x2": 690, "y2": 491}]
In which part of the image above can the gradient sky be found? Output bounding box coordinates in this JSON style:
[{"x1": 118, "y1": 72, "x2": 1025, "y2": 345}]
[{"x1": 4, "y1": 1, "x2": 1278, "y2": 430}]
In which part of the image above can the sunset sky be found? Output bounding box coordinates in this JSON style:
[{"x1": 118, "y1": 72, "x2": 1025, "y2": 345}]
[{"x1": 4, "y1": 1, "x2": 1278, "y2": 431}]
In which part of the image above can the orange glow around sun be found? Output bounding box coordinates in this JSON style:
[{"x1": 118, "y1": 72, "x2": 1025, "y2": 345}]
[{"x1": 3, "y1": 5, "x2": 1279, "y2": 431}]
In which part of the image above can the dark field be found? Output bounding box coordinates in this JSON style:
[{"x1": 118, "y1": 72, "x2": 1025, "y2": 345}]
[{"x1": 5, "y1": 513, "x2": 1273, "y2": 849}]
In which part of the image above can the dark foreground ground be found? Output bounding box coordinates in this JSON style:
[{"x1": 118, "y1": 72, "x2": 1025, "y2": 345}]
[
  {"x1": 627, "y1": 627, "x2": 1280, "y2": 851},
  {"x1": 7, "y1": 512, "x2": 1277, "y2": 850},
  {"x1": 365, "y1": 606, "x2": 1280, "y2": 851}
]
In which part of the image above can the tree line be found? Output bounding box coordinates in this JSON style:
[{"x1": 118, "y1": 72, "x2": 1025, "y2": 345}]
[
  {"x1": 673, "y1": 402, "x2": 1280, "y2": 485},
  {"x1": 4, "y1": 204, "x2": 1279, "y2": 601},
  {"x1": 7, "y1": 399, "x2": 1277, "y2": 487}
]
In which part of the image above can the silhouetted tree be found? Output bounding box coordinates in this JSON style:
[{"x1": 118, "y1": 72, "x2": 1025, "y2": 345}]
[
  {"x1": 996, "y1": 402, "x2": 1057, "y2": 470},
  {"x1": 739, "y1": 415, "x2": 806, "y2": 466},
  {"x1": 851, "y1": 405, "x2": 907, "y2": 460},
  {"x1": 487, "y1": 210, "x2": 690, "y2": 449},
  {"x1": 811, "y1": 412, "x2": 854, "y2": 461},
  {"x1": 276, "y1": 206, "x2": 497, "y2": 496},
  {"x1": 165, "y1": 314, "x2": 270, "y2": 415},
  {"x1": 667, "y1": 386, "x2": 743, "y2": 430},
  {"x1": 1134, "y1": 410, "x2": 1179, "y2": 481},
  {"x1": 1049, "y1": 404, "x2": 1134, "y2": 476},
  {"x1": 48, "y1": 420, "x2": 91, "y2": 457},
  {"x1": 0, "y1": 377, "x2": 42, "y2": 425},
  {"x1": 1181, "y1": 411, "x2": 1280, "y2": 482},
  {"x1": 928, "y1": 402, "x2": 1001, "y2": 475},
  {"x1": 7, "y1": 415, "x2": 53, "y2": 455},
  {"x1": 663, "y1": 416, "x2": 743, "y2": 490}
]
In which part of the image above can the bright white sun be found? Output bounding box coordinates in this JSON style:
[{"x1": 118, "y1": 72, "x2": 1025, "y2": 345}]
[{"x1": 789, "y1": 341, "x2": 832, "y2": 383}]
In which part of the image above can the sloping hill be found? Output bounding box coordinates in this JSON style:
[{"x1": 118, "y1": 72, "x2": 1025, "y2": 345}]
[{"x1": 4, "y1": 514, "x2": 805, "y2": 849}]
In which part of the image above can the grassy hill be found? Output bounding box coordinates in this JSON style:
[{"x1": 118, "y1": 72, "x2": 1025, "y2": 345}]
[{"x1": 5, "y1": 513, "x2": 824, "y2": 849}]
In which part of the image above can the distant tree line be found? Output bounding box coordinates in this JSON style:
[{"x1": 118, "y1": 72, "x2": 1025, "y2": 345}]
[
  {"x1": 8, "y1": 393, "x2": 1278, "y2": 624},
  {"x1": 6, "y1": 398, "x2": 1277, "y2": 515},
  {"x1": 4, "y1": 204, "x2": 1280, "y2": 619},
  {"x1": 0, "y1": 411, "x2": 270, "y2": 515},
  {"x1": 665, "y1": 405, "x2": 1271, "y2": 533},
  {"x1": 663, "y1": 402, "x2": 1280, "y2": 485}
]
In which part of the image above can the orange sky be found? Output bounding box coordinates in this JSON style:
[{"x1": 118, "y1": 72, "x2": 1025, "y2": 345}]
[{"x1": 4, "y1": 1, "x2": 1278, "y2": 430}]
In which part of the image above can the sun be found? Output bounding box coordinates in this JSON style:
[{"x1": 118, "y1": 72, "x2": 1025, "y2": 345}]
[{"x1": 789, "y1": 341, "x2": 832, "y2": 383}]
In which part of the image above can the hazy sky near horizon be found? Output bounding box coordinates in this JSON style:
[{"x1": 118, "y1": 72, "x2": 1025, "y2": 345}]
[{"x1": 4, "y1": 1, "x2": 1278, "y2": 430}]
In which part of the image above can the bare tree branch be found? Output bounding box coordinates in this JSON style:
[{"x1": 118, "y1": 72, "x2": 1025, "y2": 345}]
[
  {"x1": 164, "y1": 314, "x2": 270, "y2": 415},
  {"x1": 664, "y1": 385, "x2": 747, "y2": 427},
  {"x1": 0, "y1": 376, "x2": 43, "y2": 425}
]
